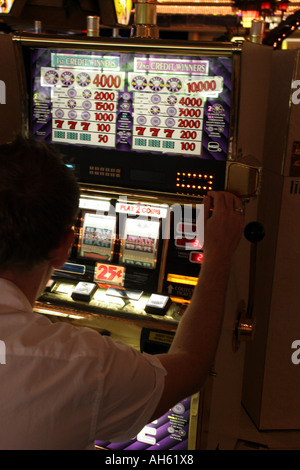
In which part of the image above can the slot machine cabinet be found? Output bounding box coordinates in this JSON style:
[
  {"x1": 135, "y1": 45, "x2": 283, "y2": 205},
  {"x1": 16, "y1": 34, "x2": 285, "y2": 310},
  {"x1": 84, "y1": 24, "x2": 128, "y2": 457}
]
[
  {"x1": 241, "y1": 47, "x2": 300, "y2": 436},
  {"x1": 0, "y1": 32, "x2": 264, "y2": 449}
]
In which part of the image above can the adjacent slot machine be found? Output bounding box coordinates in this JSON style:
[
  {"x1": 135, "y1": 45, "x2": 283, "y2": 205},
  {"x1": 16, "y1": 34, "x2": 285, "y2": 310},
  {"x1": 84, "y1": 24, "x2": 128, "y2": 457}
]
[{"x1": 5, "y1": 32, "x2": 246, "y2": 449}]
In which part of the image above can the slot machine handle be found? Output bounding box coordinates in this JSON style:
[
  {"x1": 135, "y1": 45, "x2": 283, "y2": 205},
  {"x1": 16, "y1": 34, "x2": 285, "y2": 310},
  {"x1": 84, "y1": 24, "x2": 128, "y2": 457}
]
[{"x1": 233, "y1": 222, "x2": 265, "y2": 351}]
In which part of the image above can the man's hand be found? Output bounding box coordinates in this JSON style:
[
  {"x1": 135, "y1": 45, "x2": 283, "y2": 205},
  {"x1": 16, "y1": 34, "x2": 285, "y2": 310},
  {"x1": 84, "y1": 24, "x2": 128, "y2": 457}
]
[{"x1": 203, "y1": 191, "x2": 245, "y2": 267}]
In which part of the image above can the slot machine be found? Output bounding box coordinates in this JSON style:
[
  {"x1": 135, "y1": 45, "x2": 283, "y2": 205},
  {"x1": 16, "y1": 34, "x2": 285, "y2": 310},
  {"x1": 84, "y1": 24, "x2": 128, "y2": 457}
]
[
  {"x1": 241, "y1": 46, "x2": 300, "y2": 437},
  {"x1": 0, "y1": 27, "x2": 263, "y2": 449}
]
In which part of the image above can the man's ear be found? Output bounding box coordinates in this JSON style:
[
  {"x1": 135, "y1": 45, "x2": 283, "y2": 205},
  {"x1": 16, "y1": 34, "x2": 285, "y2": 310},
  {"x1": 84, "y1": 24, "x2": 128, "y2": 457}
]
[{"x1": 50, "y1": 229, "x2": 74, "y2": 269}]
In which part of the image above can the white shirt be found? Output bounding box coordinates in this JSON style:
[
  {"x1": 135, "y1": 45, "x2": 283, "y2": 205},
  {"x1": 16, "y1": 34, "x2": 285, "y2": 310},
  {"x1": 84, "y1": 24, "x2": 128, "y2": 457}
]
[{"x1": 0, "y1": 278, "x2": 166, "y2": 450}]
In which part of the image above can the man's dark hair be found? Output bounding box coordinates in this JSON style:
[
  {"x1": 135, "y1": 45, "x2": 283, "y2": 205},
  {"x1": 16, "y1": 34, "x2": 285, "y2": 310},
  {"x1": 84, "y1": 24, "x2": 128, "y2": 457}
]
[{"x1": 0, "y1": 135, "x2": 80, "y2": 271}]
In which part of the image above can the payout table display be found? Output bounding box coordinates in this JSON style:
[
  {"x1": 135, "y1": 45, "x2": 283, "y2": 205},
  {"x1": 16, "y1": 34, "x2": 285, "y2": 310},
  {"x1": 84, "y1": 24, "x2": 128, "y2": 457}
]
[{"x1": 31, "y1": 49, "x2": 231, "y2": 162}]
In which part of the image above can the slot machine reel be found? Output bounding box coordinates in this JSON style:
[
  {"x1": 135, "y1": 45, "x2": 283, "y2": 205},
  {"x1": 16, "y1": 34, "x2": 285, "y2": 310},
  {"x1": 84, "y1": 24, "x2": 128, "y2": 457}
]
[{"x1": 233, "y1": 221, "x2": 265, "y2": 352}]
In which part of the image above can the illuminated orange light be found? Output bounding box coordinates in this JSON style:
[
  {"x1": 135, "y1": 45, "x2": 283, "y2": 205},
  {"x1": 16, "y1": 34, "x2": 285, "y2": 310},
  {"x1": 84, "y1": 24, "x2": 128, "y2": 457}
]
[
  {"x1": 242, "y1": 10, "x2": 260, "y2": 28},
  {"x1": 167, "y1": 273, "x2": 198, "y2": 286}
]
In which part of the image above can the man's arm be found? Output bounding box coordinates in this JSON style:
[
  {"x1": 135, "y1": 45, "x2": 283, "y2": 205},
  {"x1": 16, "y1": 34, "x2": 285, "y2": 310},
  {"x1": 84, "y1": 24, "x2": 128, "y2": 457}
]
[{"x1": 152, "y1": 191, "x2": 244, "y2": 419}]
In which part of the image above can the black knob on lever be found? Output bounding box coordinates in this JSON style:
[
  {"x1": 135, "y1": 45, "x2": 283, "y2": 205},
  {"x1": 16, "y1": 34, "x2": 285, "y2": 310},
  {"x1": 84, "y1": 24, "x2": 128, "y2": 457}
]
[
  {"x1": 233, "y1": 221, "x2": 265, "y2": 351},
  {"x1": 244, "y1": 221, "x2": 265, "y2": 244}
]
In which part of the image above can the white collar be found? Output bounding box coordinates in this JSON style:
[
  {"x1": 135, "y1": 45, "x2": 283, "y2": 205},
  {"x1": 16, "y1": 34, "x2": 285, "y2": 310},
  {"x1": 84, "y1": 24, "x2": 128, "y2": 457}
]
[{"x1": 0, "y1": 278, "x2": 33, "y2": 314}]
